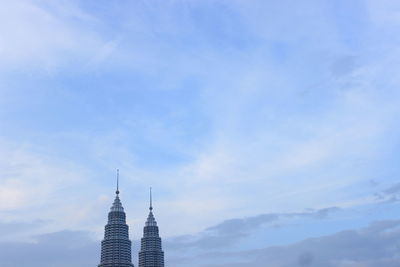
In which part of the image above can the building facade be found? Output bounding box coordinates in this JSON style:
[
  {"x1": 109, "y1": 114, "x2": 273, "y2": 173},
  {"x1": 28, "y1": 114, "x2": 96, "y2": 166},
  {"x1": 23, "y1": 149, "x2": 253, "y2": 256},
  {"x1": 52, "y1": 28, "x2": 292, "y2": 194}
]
[
  {"x1": 98, "y1": 185, "x2": 134, "y2": 267},
  {"x1": 138, "y1": 190, "x2": 165, "y2": 267}
]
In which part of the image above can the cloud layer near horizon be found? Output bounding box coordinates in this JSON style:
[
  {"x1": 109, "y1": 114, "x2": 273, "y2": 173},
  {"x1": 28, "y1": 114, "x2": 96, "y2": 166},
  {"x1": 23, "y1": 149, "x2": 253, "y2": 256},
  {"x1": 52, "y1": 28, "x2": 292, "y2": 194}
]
[{"x1": 1, "y1": 218, "x2": 400, "y2": 267}]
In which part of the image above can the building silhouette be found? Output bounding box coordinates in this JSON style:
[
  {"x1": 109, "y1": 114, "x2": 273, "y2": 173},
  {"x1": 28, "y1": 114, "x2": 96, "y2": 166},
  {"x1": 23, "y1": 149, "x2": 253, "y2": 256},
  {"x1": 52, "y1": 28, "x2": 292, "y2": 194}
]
[
  {"x1": 98, "y1": 171, "x2": 134, "y2": 267},
  {"x1": 138, "y1": 188, "x2": 165, "y2": 267}
]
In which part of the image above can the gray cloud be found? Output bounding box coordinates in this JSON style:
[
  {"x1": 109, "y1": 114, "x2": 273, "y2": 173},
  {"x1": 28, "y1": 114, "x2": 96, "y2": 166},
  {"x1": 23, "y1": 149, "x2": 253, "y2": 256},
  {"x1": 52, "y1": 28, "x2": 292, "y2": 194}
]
[
  {"x1": 375, "y1": 183, "x2": 400, "y2": 202},
  {"x1": 169, "y1": 219, "x2": 400, "y2": 267},
  {"x1": 384, "y1": 183, "x2": 400, "y2": 195},
  {"x1": 330, "y1": 55, "x2": 358, "y2": 78},
  {"x1": 0, "y1": 231, "x2": 98, "y2": 267},
  {"x1": 0, "y1": 220, "x2": 45, "y2": 240},
  {"x1": 165, "y1": 207, "x2": 339, "y2": 250}
]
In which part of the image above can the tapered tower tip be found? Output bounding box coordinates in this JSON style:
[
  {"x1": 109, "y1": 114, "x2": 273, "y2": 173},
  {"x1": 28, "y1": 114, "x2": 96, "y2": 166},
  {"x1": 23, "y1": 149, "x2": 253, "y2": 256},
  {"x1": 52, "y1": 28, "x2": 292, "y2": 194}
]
[
  {"x1": 116, "y1": 169, "x2": 120, "y2": 195},
  {"x1": 150, "y1": 187, "x2": 153, "y2": 211}
]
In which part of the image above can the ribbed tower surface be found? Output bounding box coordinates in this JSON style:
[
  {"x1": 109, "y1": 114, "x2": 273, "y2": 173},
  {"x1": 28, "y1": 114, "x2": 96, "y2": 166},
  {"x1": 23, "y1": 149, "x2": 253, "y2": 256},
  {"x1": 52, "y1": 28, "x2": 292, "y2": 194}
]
[
  {"x1": 99, "y1": 191, "x2": 134, "y2": 267},
  {"x1": 138, "y1": 191, "x2": 165, "y2": 267}
]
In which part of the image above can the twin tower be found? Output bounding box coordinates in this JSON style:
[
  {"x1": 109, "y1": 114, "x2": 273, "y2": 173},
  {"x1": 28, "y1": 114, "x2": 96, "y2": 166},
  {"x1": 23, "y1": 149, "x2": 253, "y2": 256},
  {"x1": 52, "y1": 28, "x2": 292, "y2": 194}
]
[{"x1": 98, "y1": 173, "x2": 164, "y2": 267}]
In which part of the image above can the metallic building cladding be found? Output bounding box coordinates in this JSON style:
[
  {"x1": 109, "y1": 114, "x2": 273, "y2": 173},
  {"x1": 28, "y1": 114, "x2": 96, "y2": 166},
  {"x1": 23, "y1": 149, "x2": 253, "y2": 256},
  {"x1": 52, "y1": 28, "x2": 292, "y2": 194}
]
[
  {"x1": 98, "y1": 194, "x2": 134, "y2": 267},
  {"x1": 138, "y1": 210, "x2": 165, "y2": 267}
]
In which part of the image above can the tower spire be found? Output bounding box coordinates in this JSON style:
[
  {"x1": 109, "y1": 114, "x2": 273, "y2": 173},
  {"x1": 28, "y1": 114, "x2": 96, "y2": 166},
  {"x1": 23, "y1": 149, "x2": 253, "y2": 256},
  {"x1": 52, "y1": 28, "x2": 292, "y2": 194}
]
[
  {"x1": 98, "y1": 169, "x2": 133, "y2": 267},
  {"x1": 116, "y1": 169, "x2": 120, "y2": 195},
  {"x1": 150, "y1": 187, "x2": 153, "y2": 211},
  {"x1": 139, "y1": 186, "x2": 164, "y2": 267}
]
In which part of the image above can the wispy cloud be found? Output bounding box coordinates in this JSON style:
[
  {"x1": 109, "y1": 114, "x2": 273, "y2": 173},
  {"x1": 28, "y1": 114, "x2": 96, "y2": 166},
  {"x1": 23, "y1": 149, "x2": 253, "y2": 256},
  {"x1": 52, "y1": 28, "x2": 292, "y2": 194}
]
[{"x1": 0, "y1": 0, "x2": 103, "y2": 72}]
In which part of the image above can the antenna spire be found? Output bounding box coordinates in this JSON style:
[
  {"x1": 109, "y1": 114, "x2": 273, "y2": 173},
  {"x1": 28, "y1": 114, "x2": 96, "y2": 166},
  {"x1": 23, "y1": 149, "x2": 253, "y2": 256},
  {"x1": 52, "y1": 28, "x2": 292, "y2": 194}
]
[
  {"x1": 150, "y1": 187, "x2": 153, "y2": 211},
  {"x1": 116, "y1": 169, "x2": 120, "y2": 195}
]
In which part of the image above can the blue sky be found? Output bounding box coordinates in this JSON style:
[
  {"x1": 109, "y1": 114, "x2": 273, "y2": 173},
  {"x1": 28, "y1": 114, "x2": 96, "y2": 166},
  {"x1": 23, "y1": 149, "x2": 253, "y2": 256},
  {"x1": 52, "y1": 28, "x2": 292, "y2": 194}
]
[{"x1": 1, "y1": 0, "x2": 400, "y2": 266}]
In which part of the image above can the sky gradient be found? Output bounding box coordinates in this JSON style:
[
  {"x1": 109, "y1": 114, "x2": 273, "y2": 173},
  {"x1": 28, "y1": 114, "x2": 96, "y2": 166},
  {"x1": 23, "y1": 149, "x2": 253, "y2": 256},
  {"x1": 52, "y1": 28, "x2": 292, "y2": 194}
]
[{"x1": 1, "y1": 0, "x2": 400, "y2": 266}]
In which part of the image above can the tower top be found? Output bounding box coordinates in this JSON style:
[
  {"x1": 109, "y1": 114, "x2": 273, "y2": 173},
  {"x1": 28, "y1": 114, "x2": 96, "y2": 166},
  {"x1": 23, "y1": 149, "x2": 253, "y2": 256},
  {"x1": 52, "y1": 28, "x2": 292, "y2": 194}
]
[
  {"x1": 116, "y1": 169, "x2": 120, "y2": 195},
  {"x1": 149, "y1": 187, "x2": 153, "y2": 211}
]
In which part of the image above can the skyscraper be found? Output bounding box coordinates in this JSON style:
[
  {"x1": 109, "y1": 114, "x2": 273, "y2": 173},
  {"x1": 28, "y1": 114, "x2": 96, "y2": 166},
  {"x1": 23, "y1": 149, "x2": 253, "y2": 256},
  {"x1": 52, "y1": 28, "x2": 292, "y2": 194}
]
[
  {"x1": 99, "y1": 171, "x2": 134, "y2": 267},
  {"x1": 138, "y1": 188, "x2": 165, "y2": 267}
]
